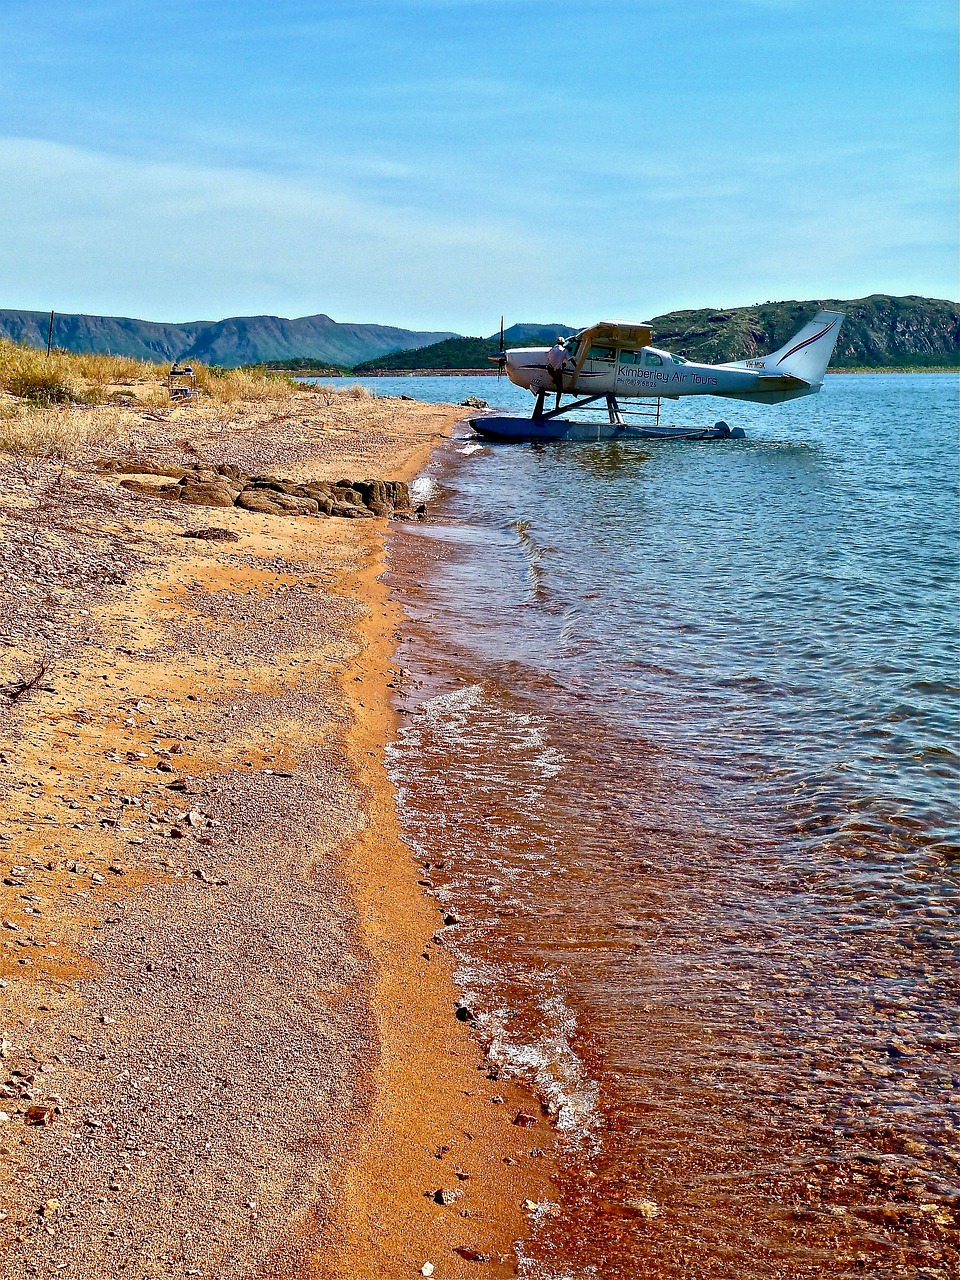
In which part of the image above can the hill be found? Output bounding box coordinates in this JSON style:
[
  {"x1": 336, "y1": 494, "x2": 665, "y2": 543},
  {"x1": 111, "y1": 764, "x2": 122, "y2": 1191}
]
[
  {"x1": 0, "y1": 309, "x2": 456, "y2": 369},
  {"x1": 649, "y1": 295, "x2": 959, "y2": 369},
  {"x1": 255, "y1": 358, "x2": 349, "y2": 376},
  {"x1": 354, "y1": 296, "x2": 958, "y2": 372},
  {"x1": 3, "y1": 297, "x2": 954, "y2": 372},
  {"x1": 499, "y1": 323, "x2": 580, "y2": 347},
  {"x1": 352, "y1": 323, "x2": 578, "y2": 372}
]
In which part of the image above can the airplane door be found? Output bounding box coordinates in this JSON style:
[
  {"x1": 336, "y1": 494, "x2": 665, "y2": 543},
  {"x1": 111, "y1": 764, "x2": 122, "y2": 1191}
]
[
  {"x1": 615, "y1": 349, "x2": 642, "y2": 393},
  {"x1": 579, "y1": 342, "x2": 617, "y2": 391}
]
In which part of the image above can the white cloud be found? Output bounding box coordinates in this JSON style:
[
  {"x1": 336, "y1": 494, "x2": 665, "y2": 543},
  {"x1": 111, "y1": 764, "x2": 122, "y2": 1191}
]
[
  {"x1": 0, "y1": 135, "x2": 548, "y2": 326},
  {"x1": 0, "y1": 129, "x2": 954, "y2": 334}
]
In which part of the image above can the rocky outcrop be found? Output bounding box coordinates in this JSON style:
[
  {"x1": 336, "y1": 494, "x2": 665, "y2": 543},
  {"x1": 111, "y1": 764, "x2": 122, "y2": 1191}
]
[
  {"x1": 177, "y1": 476, "x2": 241, "y2": 508},
  {"x1": 649, "y1": 295, "x2": 960, "y2": 369},
  {"x1": 119, "y1": 464, "x2": 422, "y2": 520}
]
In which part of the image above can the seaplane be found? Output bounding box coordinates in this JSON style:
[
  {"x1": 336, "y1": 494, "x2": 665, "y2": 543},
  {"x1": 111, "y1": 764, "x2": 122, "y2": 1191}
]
[{"x1": 471, "y1": 310, "x2": 845, "y2": 442}]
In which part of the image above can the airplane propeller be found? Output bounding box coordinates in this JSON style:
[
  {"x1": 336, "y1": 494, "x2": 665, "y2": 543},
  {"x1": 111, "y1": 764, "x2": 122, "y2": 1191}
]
[{"x1": 488, "y1": 315, "x2": 506, "y2": 379}]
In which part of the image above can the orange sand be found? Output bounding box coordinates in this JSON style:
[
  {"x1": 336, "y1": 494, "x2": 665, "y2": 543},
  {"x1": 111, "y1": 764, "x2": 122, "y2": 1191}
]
[{"x1": 0, "y1": 389, "x2": 561, "y2": 1279}]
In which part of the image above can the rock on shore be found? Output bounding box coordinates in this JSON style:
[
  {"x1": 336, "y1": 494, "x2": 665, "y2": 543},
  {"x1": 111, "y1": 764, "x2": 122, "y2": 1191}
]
[{"x1": 118, "y1": 463, "x2": 422, "y2": 519}]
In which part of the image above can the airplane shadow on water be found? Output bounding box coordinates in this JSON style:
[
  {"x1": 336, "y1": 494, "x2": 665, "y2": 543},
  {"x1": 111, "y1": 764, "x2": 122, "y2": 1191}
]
[
  {"x1": 533, "y1": 439, "x2": 654, "y2": 480},
  {"x1": 481, "y1": 430, "x2": 831, "y2": 485}
]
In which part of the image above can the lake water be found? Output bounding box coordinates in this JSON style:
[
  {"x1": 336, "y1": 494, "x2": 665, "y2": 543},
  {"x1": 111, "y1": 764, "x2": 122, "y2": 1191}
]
[{"x1": 365, "y1": 374, "x2": 958, "y2": 1278}]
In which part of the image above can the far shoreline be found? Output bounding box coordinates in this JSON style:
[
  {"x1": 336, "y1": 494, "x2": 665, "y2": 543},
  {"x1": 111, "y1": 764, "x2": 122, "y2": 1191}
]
[{"x1": 281, "y1": 366, "x2": 959, "y2": 379}]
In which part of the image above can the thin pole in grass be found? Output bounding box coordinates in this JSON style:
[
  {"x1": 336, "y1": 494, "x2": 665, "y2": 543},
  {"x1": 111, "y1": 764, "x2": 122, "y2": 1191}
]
[{"x1": 45, "y1": 310, "x2": 55, "y2": 356}]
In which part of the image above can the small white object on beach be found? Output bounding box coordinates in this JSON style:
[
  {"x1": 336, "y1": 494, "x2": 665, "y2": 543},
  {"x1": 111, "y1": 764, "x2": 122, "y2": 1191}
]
[
  {"x1": 421, "y1": 1264, "x2": 435, "y2": 1277},
  {"x1": 626, "y1": 1197, "x2": 660, "y2": 1219}
]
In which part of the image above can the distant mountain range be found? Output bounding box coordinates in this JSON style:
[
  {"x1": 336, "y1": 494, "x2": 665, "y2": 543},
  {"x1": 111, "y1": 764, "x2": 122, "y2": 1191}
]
[
  {"x1": 354, "y1": 296, "x2": 959, "y2": 371},
  {"x1": 0, "y1": 295, "x2": 956, "y2": 371},
  {"x1": 0, "y1": 309, "x2": 455, "y2": 369},
  {"x1": 353, "y1": 324, "x2": 578, "y2": 373}
]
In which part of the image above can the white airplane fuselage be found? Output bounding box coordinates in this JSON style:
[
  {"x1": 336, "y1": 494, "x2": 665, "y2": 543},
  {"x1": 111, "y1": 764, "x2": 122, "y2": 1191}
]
[
  {"x1": 506, "y1": 346, "x2": 812, "y2": 404},
  {"x1": 504, "y1": 310, "x2": 845, "y2": 407}
]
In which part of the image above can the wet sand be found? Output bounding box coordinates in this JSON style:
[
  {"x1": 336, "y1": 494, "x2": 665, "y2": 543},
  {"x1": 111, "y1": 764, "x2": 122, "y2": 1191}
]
[{"x1": 0, "y1": 389, "x2": 560, "y2": 1278}]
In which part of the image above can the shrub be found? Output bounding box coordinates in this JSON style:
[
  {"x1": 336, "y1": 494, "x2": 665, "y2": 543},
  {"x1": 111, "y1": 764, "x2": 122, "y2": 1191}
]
[{"x1": 300, "y1": 382, "x2": 337, "y2": 405}]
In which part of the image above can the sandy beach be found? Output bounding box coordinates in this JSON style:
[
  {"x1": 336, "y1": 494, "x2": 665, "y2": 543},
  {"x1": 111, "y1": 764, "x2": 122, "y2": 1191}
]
[{"x1": 0, "y1": 386, "x2": 561, "y2": 1278}]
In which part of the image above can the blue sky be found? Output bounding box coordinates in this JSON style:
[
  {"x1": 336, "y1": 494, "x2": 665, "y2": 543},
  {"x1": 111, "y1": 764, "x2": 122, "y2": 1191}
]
[{"x1": 0, "y1": 0, "x2": 956, "y2": 331}]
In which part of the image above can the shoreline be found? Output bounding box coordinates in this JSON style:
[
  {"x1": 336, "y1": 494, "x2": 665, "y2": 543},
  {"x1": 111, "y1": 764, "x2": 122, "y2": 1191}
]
[
  {"x1": 318, "y1": 512, "x2": 562, "y2": 1279},
  {"x1": 0, "y1": 388, "x2": 560, "y2": 1277},
  {"x1": 286, "y1": 367, "x2": 959, "y2": 379}
]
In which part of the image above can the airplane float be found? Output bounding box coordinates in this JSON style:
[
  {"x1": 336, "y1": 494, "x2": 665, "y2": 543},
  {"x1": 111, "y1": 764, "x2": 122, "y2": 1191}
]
[{"x1": 471, "y1": 310, "x2": 845, "y2": 441}]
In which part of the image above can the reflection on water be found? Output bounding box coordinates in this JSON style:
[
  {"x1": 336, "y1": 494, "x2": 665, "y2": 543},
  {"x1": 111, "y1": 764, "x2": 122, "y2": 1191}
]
[
  {"x1": 386, "y1": 375, "x2": 959, "y2": 1279},
  {"x1": 535, "y1": 439, "x2": 654, "y2": 481}
]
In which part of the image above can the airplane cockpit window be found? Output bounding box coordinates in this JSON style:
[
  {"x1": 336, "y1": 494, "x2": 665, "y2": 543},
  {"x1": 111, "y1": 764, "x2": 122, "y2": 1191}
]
[
  {"x1": 618, "y1": 351, "x2": 640, "y2": 364},
  {"x1": 643, "y1": 352, "x2": 664, "y2": 367},
  {"x1": 587, "y1": 345, "x2": 616, "y2": 360},
  {"x1": 566, "y1": 338, "x2": 580, "y2": 358}
]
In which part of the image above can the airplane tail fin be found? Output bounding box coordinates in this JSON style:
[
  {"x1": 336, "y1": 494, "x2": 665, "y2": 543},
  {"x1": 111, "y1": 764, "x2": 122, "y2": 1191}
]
[
  {"x1": 722, "y1": 309, "x2": 845, "y2": 384},
  {"x1": 763, "y1": 310, "x2": 844, "y2": 383}
]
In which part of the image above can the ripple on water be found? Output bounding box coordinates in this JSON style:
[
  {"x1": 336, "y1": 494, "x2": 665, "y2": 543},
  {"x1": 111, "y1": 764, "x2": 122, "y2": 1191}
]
[{"x1": 387, "y1": 375, "x2": 960, "y2": 1279}]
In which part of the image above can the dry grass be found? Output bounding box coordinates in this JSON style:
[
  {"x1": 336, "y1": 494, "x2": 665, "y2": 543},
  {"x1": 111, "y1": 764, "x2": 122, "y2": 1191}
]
[
  {"x1": 0, "y1": 403, "x2": 127, "y2": 459},
  {"x1": 0, "y1": 338, "x2": 383, "y2": 463},
  {"x1": 0, "y1": 341, "x2": 85, "y2": 406},
  {"x1": 298, "y1": 382, "x2": 339, "y2": 406},
  {"x1": 0, "y1": 338, "x2": 297, "y2": 411},
  {"x1": 71, "y1": 351, "x2": 167, "y2": 405},
  {"x1": 70, "y1": 350, "x2": 166, "y2": 383},
  {"x1": 193, "y1": 365, "x2": 296, "y2": 404},
  {"x1": 0, "y1": 339, "x2": 169, "y2": 407}
]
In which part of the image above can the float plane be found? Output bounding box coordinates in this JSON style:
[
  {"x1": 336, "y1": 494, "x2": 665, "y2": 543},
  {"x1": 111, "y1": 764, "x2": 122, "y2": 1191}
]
[{"x1": 472, "y1": 310, "x2": 845, "y2": 442}]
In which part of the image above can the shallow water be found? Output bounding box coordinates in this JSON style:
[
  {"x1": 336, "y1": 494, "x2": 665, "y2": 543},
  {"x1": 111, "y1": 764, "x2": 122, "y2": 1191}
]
[{"x1": 384, "y1": 375, "x2": 959, "y2": 1278}]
